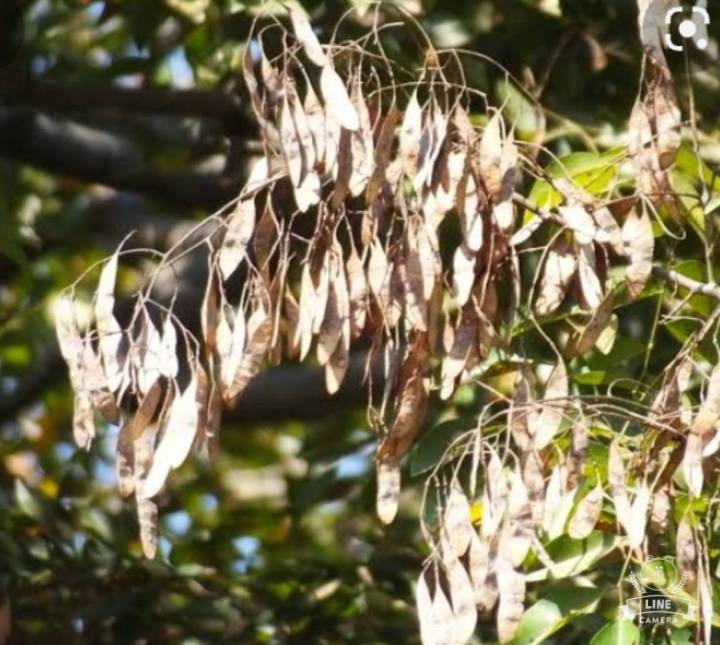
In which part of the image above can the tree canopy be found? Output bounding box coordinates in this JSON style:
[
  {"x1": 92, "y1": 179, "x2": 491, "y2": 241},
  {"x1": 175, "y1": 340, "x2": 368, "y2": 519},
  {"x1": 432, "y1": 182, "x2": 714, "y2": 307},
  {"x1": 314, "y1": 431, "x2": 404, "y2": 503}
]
[{"x1": 2, "y1": 1, "x2": 720, "y2": 644}]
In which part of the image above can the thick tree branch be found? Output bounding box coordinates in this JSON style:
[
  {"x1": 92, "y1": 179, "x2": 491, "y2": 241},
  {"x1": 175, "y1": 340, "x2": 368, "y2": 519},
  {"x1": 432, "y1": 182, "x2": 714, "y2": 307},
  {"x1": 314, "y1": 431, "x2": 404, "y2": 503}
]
[
  {"x1": 0, "y1": 347, "x2": 379, "y2": 425},
  {"x1": 652, "y1": 265, "x2": 720, "y2": 300},
  {"x1": 0, "y1": 107, "x2": 237, "y2": 208},
  {"x1": 0, "y1": 81, "x2": 252, "y2": 133},
  {"x1": 227, "y1": 352, "x2": 382, "y2": 423}
]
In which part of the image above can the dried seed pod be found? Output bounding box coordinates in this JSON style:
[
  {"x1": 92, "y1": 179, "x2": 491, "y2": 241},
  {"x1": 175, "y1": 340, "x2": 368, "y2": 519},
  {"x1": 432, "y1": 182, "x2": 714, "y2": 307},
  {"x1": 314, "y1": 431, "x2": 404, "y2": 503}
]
[
  {"x1": 368, "y1": 239, "x2": 392, "y2": 314},
  {"x1": 415, "y1": 568, "x2": 435, "y2": 645},
  {"x1": 289, "y1": 88, "x2": 321, "y2": 210},
  {"x1": 303, "y1": 84, "x2": 326, "y2": 158},
  {"x1": 608, "y1": 440, "x2": 632, "y2": 534},
  {"x1": 567, "y1": 420, "x2": 588, "y2": 490},
  {"x1": 346, "y1": 243, "x2": 368, "y2": 337},
  {"x1": 320, "y1": 64, "x2": 359, "y2": 132},
  {"x1": 443, "y1": 480, "x2": 474, "y2": 557},
  {"x1": 493, "y1": 200, "x2": 515, "y2": 233},
  {"x1": 462, "y1": 180, "x2": 485, "y2": 252},
  {"x1": 317, "y1": 259, "x2": 345, "y2": 365},
  {"x1": 126, "y1": 379, "x2": 164, "y2": 442},
  {"x1": 95, "y1": 251, "x2": 124, "y2": 392},
  {"x1": 570, "y1": 292, "x2": 614, "y2": 356},
  {"x1": 479, "y1": 111, "x2": 504, "y2": 202},
  {"x1": 505, "y1": 467, "x2": 533, "y2": 566},
  {"x1": 81, "y1": 335, "x2": 119, "y2": 425},
  {"x1": 404, "y1": 222, "x2": 429, "y2": 332},
  {"x1": 379, "y1": 349, "x2": 429, "y2": 462},
  {"x1": 482, "y1": 450, "x2": 509, "y2": 538},
  {"x1": 142, "y1": 374, "x2": 201, "y2": 498},
  {"x1": 568, "y1": 483, "x2": 603, "y2": 539},
  {"x1": 496, "y1": 554, "x2": 526, "y2": 643},
  {"x1": 626, "y1": 480, "x2": 651, "y2": 549},
  {"x1": 649, "y1": 484, "x2": 671, "y2": 534},
  {"x1": 55, "y1": 295, "x2": 83, "y2": 375},
  {"x1": 469, "y1": 532, "x2": 499, "y2": 615},
  {"x1": 592, "y1": 206, "x2": 624, "y2": 255},
  {"x1": 682, "y1": 432, "x2": 704, "y2": 498},
  {"x1": 576, "y1": 242, "x2": 603, "y2": 310},
  {"x1": 622, "y1": 209, "x2": 654, "y2": 298},
  {"x1": 442, "y1": 544, "x2": 477, "y2": 644},
  {"x1": 522, "y1": 451, "x2": 545, "y2": 525},
  {"x1": 421, "y1": 566, "x2": 456, "y2": 645},
  {"x1": 508, "y1": 371, "x2": 532, "y2": 451},
  {"x1": 134, "y1": 423, "x2": 160, "y2": 557},
  {"x1": 116, "y1": 421, "x2": 135, "y2": 497},
  {"x1": 137, "y1": 496, "x2": 158, "y2": 559},
  {"x1": 535, "y1": 239, "x2": 577, "y2": 316},
  {"x1": 225, "y1": 300, "x2": 272, "y2": 404},
  {"x1": 699, "y1": 557, "x2": 712, "y2": 645},
  {"x1": 376, "y1": 459, "x2": 400, "y2": 525},
  {"x1": 542, "y1": 464, "x2": 573, "y2": 538},
  {"x1": 676, "y1": 515, "x2": 697, "y2": 589},
  {"x1": 219, "y1": 303, "x2": 246, "y2": 394},
  {"x1": 287, "y1": 5, "x2": 327, "y2": 67},
  {"x1": 366, "y1": 106, "x2": 401, "y2": 203},
  {"x1": 559, "y1": 205, "x2": 598, "y2": 246},
  {"x1": 72, "y1": 392, "x2": 95, "y2": 450},
  {"x1": 399, "y1": 90, "x2": 423, "y2": 178},
  {"x1": 219, "y1": 196, "x2": 257, "y2": 282},
  {"x1": 326, "y1": 330, "x2": 349, "y2": 395},
  {"x1": 414, "y1": 100, "x2": 447, "y2": 192},
  {"x1": 348, "y1": 78, "x2": 374, "y2": 197},
  {"x1": 440, "y1": 310, "x2": 477, "y2": 400},
  {"x1": 529, "y1": 360, "x2": 568, "y2": 450},
  {"x1": 452, "y1": 245, "x2": 476, "y2": 307}
]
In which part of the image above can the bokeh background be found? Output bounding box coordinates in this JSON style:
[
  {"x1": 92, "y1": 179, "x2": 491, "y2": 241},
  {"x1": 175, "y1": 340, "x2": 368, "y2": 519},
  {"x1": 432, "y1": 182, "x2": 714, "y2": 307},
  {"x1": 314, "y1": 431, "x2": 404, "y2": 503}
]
[{"x1": 1, "y1": 0, "x2": 719, "y2": 642}]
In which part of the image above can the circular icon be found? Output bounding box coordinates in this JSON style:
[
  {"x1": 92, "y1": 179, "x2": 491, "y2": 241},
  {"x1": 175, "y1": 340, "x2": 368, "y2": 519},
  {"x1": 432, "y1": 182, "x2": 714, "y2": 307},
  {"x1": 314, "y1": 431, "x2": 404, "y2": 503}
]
[
  {"x1": 640, "y1": 0, "x2": 716, "y2": 74},
  {"x1": 679, "y1": 19, "x2": 697, "y2": 39},
  {"x1": 637, "y1": 556, "x2": 680, "y2": 592}
]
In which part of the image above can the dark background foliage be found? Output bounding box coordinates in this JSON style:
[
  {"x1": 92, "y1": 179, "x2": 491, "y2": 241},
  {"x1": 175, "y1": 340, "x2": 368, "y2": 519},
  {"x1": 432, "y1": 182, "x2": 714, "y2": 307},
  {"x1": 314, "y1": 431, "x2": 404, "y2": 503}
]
[{"x1": 1, "y1": 0, "x2": 719, "y2": 642}]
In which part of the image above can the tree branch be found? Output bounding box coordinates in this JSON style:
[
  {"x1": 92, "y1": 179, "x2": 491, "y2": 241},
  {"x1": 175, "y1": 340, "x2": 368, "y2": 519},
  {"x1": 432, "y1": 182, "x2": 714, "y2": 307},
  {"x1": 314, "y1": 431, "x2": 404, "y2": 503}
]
[
  {"x1": 0, "y1": 346, "x2": 379, "y2": 425},
  {"x1": 226, "y1": 352, "x2": 382, "y2": 424},
  {"x1": 0, "y1": 107, "x2": 237, "y2": 208},
  {"x1": 652, "y1": 265, "x2": 720, "y2": 300},
  {"x1": 0, "y1": 81, "x2": 253, "y2": 133}
]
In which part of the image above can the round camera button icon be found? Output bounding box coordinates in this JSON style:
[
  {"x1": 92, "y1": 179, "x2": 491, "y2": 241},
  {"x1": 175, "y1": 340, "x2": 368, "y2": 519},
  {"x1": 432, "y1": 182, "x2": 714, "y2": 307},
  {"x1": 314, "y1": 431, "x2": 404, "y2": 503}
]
[
  {"x1": 679, "y1": 18, "x2": 698, "y2": 39},
  {"x1": 642, "y1": 0, "x2": 715, "y2": 71}
]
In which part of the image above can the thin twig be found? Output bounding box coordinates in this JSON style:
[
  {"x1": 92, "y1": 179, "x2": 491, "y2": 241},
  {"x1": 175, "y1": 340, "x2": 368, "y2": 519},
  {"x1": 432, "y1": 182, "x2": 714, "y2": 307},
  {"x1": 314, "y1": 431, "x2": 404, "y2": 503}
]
[{"x1": 652, "y1": 265, "x2": 720, "y2": 301}]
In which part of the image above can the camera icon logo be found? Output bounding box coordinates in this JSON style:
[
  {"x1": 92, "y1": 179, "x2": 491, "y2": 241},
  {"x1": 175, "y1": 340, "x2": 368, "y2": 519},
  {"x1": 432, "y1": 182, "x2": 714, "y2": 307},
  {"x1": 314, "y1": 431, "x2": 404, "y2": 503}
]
[
  {"x1": 665, "y1": 4, "x2": 709, "y2": 51},
  {"x1": 641, "y1": 0, "x2": 715, "y2": 73}
]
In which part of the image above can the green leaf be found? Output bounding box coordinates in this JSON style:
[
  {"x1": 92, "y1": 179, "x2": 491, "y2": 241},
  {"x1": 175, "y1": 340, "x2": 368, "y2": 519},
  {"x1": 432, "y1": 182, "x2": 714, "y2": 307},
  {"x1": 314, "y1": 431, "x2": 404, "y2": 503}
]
[
  {"x1": 512, "y1": 587, "x2": 602, "y2": 645},
  {"x1": 589, "y1": 620, "x2": 640, "y2": 645},
  {"x1": 671, "y1": 168, "x2": 705, "y2": 236},
  {"x1": 526, "y1": 532, "x2": 618, "y2": 582},
  {"x1": 523, "y1": 148, "x2": 625, "y2": 222},
  {"x1": 574, "y1": 370, "x2": 607, "y2": 386},
  {"x1": 511, "y1": 599, "x2": 562, "y2": 645},
  {"x1": 668, "y1": 627, "x2": 693, "y2": 644},
  {"x1": 409, "y1": 419, "x2": 469, "y2": 477},
  {"x1": 674, "y1": 145, "x2": 715, "y2": 185},
  {"x1": 584, "y1": 336, "x2": 647, "y2": 375},
  {"x1": 15, "y1": 479, "x2": 43, "y2": 520}
]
